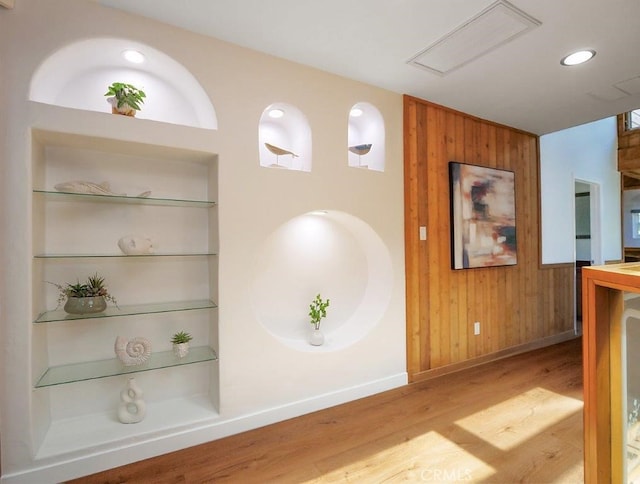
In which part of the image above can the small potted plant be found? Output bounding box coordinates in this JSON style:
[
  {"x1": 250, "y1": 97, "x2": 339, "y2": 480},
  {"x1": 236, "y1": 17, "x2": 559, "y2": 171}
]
[
  {"x1": 104, "y1": 82, "x2": 146, "y2": 117},
  {"x1": 308, "y1": 293, "x2": 330, "y2": 346},
  {"x1": 50, "y1": 273, "x2": 118, "y2": 314},
  {"x1": 171, "y1": 330, "x2": 193, "y2": 358}
]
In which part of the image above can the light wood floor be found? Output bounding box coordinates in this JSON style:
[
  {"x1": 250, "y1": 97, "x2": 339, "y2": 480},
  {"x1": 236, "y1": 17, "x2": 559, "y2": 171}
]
[{"x1": 70, "y1": 338, "x2": 584, "y2": 483}]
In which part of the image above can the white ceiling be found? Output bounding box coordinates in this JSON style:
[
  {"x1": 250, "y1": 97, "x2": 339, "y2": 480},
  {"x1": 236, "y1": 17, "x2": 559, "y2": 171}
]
[{"x1": 98, "y1": 0, "x2": 640, "y2": 135}]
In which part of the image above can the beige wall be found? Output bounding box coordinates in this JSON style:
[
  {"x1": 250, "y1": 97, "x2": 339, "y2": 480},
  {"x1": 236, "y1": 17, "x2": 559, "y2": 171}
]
[{"x1": 0, "y1": 1, "x2": 406, "y2": 481}]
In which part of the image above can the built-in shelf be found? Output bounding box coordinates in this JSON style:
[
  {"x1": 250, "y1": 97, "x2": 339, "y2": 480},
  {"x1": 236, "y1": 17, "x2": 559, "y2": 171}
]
[
  {"x1": 35, "y1": 345, "x2": 218, "y2": 388},
  {"x1": 29, "y1": 121, "x2": 219, "y2": 465},
  {"x1": 34, "y1": 299, "x2": 217, "y2": 323},
  {"x1": 34, "y1": 252, "x2": 217, "y2": 259},
  {"x1": 35, "y1": 395, "x2": 220, "y2": 461},
  {"x1": 33, "y1": 189, "x2": 216, "y2": 208}
]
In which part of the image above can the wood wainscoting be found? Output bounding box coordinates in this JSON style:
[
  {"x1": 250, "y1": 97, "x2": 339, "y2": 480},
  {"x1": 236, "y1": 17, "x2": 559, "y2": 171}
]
[{"x1": 403, "y1": 95, "x2": 575, "y2": 382}]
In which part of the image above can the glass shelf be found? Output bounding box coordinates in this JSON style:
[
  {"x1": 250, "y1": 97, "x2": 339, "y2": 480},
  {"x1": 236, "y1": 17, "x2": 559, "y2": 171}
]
[
  {"x1": 34, "y1": 252, "x2": 217, "y2": 259},
  {"x1": 34, "y1": 299, "x2": 217, "y2": 323},
  {"x1": 35, "y1": 345, "x2": 218, "y2": 388},
  {"x1": 33, "y1": 189, "x2": 216, "y2": 208}
]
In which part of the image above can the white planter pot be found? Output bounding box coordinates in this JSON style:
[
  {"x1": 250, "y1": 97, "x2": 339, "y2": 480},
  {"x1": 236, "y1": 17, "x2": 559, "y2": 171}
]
[{"x1": 173, "y1": 342, "x2": 190, "y2": 358}]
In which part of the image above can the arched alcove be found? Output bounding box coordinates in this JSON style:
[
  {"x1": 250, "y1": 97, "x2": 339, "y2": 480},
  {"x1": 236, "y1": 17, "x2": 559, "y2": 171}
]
[
  {"x1": 29, "y1": 38, "x2": 217, "y2": 129},
  {"x1": 249, "y1": 210, "x2": 393, "y2": 351},
  {"x1": 348, "y1": 102, "x2": 385, "y2": 171},
  {"x1": 258, "y1": 103, "x2": 312, "y2": 171}
]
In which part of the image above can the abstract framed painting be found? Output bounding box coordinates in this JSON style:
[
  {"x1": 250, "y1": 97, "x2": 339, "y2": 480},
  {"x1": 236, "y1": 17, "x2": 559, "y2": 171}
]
[{"x1": 449, "y1": 162, "x2": 517, "y2": 269}]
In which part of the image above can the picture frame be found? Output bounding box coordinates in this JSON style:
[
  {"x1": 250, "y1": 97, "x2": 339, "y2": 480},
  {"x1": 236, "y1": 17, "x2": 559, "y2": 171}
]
[{"x1": 449, "y1": 161, "x2": 517, "y2": 269}]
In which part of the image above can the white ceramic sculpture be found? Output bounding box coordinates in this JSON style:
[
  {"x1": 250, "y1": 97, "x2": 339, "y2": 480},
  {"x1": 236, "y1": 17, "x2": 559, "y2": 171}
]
[
  {"x1": 118, "y1": 377, "x2": 146, "y2": 424},
  {"x1": 117, "y1": 235, "x2": 155, "y2": 255},
  {"x1": 54, "y1": 180, "x2": 151, "y2": 198},
  {"x1": 114, "y1": 336, "x2": 152, "y2": 366}
]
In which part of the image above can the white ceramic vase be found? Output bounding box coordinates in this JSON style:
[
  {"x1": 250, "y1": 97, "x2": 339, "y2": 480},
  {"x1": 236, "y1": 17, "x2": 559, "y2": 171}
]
[
  {"x1": 309, "y1": 327, "x2": 324, "y2": 346},
  {"x1": 118, "y1": 377, "x2": 146, "y2": 424}
]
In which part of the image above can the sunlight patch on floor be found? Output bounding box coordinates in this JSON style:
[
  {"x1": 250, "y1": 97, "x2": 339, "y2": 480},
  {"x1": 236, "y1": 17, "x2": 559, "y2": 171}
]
[
  {"x1": 311, "y1": 430, "x2": 496, "y2": 482},
  {"x1": 453, "y1": 387, "x2": 583, "y2": 451}
]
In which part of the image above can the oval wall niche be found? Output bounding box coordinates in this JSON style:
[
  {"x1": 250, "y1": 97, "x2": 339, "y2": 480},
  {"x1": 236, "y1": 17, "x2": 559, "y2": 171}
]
[
  {"x1": 249, "y1": 210, "x2": 393, "y2": 352},
  {"x1": 348, "y1": 102, "x2": 385, "y2": 172},
  {"x1": 29, "y1": 38, "x2": 217, "y2": 129},
  {"x1": 258, "y1": 103, "x2": 312, "y2": 171}
]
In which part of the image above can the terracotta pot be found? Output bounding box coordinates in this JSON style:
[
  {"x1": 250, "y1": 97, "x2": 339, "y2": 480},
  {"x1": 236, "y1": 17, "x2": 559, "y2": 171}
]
[{"x1": 107, "y1": 97, "x2": 136, "y2": 116}]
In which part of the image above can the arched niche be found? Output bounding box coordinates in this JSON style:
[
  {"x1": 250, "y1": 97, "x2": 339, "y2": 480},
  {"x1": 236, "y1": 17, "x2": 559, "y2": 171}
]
[
  {"x1": 258, "y1": 103, "x2": 312, "y2": 171},
  {"x1": 249, "y1": 210, "x2": 393, "y2": 352},
  {"x1": 29, "y1": 38, "x2": 217, "y2": 129},
  {"x1": 348, "y1": 102, "x2": 385, "y2": 171}
]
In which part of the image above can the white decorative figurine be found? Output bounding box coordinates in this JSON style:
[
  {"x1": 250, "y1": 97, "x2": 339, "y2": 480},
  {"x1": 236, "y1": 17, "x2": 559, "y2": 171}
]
[
  {"x1": 118, "y1": 377, "x2": 146, "y2": 424},
  {"x1": 54, "y1": 180, "x2": 151, "y2": 198},
  {"x1": 117, "y1": 235, "x2": 155, "y2": 255}
]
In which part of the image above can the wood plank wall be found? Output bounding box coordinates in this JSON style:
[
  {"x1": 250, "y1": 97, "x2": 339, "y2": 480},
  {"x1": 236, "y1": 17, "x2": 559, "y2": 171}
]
[
  {"x1": 404, "y1": 95, "x2": 575, "y2": 382},
  {"x1": 618, "y1": 113, "x2": 640, "y2": 174}
]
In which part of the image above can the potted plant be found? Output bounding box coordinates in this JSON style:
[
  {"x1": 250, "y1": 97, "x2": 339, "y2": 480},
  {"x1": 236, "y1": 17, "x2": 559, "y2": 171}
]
[
  {"x1": 308, "y1": 293, "x2": 330, "y2": 346},
  {"x1": 104, "y1": 82, "x2": 146, "y2": 117},
  {"x1": 171, "y1": 330, "x2": 193, "y2": 358},
  {"x1": 51, "y1": 273, "x2": 118, "y2": 314}
]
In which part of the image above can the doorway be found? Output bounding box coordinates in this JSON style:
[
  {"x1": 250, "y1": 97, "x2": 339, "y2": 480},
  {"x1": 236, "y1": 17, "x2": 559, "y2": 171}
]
[{"x1": 574, "y1": 179, "x2": 602, "y2": 335}]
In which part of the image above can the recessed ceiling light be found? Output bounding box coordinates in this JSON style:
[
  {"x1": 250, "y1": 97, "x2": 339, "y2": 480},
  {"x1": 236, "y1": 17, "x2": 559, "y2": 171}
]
[
  {"x1": 122, "y1": 49, "x2": 145, "y2": 64},
  {"x1": 560, "y1": 50, "x2": 595, "y2": 66},
  {"x1": 350, "y1": 107, "x2": 363, "y2": 117},
  {"x1": 268, "y1": 108, "x2": 285, "y2": 119}
]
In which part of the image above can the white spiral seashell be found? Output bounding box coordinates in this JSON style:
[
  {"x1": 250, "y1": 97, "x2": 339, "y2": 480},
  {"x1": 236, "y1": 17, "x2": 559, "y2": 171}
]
[{"x1": 114, "y1": 336, "x2": 152, "y2": 366}]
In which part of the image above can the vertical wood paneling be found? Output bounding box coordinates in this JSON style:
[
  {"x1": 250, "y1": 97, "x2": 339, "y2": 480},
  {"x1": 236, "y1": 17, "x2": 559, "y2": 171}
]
[
  {"x1": 617, "y1": 114, "x2": 640, "y2": 175},
  {"x1": 404, "y1": 95, "x2": 575, "y2": 381},
  {"x1": 403, "y1": 99, "x2": 422, "y2": 377}
]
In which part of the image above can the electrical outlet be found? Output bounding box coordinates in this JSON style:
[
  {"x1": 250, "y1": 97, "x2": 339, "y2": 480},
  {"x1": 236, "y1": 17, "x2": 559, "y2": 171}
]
[{"x1": 474, "y1": 321, "x2": 480, "y2": 335}]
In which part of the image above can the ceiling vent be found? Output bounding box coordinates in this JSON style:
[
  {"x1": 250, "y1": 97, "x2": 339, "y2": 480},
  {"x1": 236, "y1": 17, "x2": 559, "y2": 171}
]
[
  {"x1": 615, "y1": 76, "x2": 640, "y2": 95},
  {"x1": 407, "y1": 0, "x2": 540, "y2": 76},
  {"x1": 587, "y1": 86, "x2": 629, "y2": 102}
]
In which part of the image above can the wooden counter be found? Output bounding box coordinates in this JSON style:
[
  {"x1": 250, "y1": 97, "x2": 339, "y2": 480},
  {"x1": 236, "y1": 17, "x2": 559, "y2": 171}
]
[{"x1": 583, "y1": 263, "x2": 640, "y2": 483}]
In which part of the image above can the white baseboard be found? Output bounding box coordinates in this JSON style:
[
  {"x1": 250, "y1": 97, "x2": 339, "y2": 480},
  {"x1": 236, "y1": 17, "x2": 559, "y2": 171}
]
[{"x1": 1, "y1": 372, "x2": 408, "y2": 483}]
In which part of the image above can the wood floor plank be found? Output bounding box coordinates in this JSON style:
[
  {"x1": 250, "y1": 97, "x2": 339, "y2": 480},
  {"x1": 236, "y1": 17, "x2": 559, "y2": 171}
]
[{"x1": 69, "y1": 338, "x2": 583, "y2": 484}]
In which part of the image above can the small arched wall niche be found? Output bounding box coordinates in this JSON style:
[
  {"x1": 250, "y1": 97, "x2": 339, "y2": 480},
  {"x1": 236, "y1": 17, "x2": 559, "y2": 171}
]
[
  {"x1": 29, "y1": 38, "x2": 217, "y2": 129},
  {"x1": 348, "y1": 102, "x2": 385, "y2": 171},
  {"x1": 259, "y1": 103, "x2": 312, "y2": 171},
  {"x1": 249, "y1": 210, "x2": 393, "y2": 352}
]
